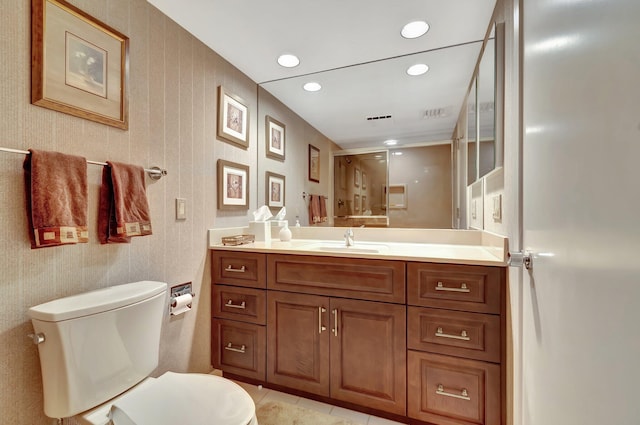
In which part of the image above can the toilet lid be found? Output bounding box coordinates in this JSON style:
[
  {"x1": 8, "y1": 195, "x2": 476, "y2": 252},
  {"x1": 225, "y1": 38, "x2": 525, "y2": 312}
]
[{"x1": 109, "y1": 372, "x2": 255, "y2": 425}]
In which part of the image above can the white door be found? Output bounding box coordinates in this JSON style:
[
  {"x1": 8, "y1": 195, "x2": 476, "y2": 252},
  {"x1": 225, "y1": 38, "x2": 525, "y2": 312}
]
[{"x1": 517, "y1": 0, "x2": 640, "y2": 424}]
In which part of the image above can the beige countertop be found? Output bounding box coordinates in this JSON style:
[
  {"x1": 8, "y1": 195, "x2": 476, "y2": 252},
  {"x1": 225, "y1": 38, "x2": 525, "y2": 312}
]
[{"x1": 208, "y1": 226, "x2": 508, "y2": 267}]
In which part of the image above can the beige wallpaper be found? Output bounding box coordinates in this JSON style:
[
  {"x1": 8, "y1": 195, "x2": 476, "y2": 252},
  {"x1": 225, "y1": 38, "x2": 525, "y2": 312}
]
[{"x1": 0, "y1": 1, "x2": 335, "y2": 423}]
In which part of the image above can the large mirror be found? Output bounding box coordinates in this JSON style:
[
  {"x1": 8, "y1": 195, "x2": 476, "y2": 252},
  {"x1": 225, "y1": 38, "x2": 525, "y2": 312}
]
[{"x1": 256, "y1": 22, "x2": 499, "y2": 229}]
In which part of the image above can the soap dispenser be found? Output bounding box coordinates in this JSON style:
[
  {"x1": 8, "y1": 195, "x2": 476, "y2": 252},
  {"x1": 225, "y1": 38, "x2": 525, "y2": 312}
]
[{"x1": 279, "y1": 221, "x2": 292, "y2": 241}]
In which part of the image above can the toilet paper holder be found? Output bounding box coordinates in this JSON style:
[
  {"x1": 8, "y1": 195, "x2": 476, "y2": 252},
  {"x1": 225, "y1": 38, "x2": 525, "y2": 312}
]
[{"x1": 169, "y1": 282, "x2": 195, "y2": 312}]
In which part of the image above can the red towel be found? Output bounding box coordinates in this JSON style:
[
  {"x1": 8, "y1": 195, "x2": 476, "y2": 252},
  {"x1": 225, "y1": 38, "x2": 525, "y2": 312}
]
[
  {"x1": 24, "y1": 149, "x2": 89, "y2": 248},
  {"x1": 98, "y1": 161, "x2": 152, "y2": 244}
]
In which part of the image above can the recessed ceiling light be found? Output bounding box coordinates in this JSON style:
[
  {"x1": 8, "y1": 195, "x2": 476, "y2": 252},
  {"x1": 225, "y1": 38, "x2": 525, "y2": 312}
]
[
  {"x1": 401, "y1": 21, "x2": 429, "y2": 39},
  {"x1": 303, "y1": 82, "x2": 322, "y2": 92},
  {"x1": 384, "y1": 139, "x2": 398, "y2": 146},
  {"x1": 407, "y1": 64, "x2": 429, "y2": 76},
  {"x1": 277, "y1": 54, "x2": 300, "y2": 68}
]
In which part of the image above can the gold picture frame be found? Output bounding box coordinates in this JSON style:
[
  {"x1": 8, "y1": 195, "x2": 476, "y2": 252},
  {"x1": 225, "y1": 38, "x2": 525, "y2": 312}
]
[
  {"x1": 265, "y1": 115, "x2": 285, "y2": 161},
  {"x1": 266, "y1": 171, "x2": 285, "y2": 209},
  {"x1": 217, "y1": 160, "x2": 249, "y2": 210},
  {"x1": 31, "y1": 0, "x2": 129, "y2": 129},
  {"x1": 217, "y1": 86, "x2": 249, "y2": 149}
]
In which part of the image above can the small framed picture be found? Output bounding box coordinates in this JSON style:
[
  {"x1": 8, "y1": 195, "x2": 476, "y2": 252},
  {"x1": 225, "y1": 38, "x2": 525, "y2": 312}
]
[
  {"x1": 266, "y1": 172, "x2": 285, "y2": 209},
  {"x1": 354, "y1": 194, "x2": 360, "y2": 213},
  {"x1": 362, "y1": 172, "x2": 367, "y2": 190},
  {"x1": 354, "y1": 168, "x2": 361, "y2": 187},
  {"x1": 362, "y1": 195, "x2": 367, "y2": 211},
  {"x1": 31, "y1": 0, "x2": 129, "y2": 129},
  {"x1": 265, "y1": 116, "x2": 285, "y2": 161},
  {"x1": 217, "y1": 160, "x2": 249, "y2": 210},
  {"x1": 308, "y1": 144, "x2": 320, "y2": 182},
  {"x1": 217, "y1": 86, "x2": 249, "y2": 149}
]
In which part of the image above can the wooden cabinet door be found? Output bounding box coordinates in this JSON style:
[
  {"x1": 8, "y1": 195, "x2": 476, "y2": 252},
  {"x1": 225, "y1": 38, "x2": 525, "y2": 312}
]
[
  {"x1": 266, "y1": 291, "x2": 331, "y2": 396},
  {"x1": 329, "y1": 298, "x2": 407, "y2": 416}
]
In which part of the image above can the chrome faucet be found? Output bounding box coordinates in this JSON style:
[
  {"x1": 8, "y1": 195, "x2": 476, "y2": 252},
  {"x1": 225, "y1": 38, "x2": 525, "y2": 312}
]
[{"x1": 344, "y1": 228, "x2": 354, "y2": 247}]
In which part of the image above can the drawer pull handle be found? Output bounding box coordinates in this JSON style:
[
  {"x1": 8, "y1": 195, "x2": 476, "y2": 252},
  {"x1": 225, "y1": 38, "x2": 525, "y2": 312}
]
[
  {"x1": 225, "y1": 265, "x2": 246, "y2": 273},
  {"x1": 224, "y1": 342, "x2": 246, "y2": 354},
  {"x1": 318, "y1": 307, "x2": 327, "y2": 333},
  {"x1": 436, "y1": 384, "x2": 471, "y2": 401},
  {"x1": 225, "y1": 300, "x2": 246, "y2": 309},
  {"x1": 436, "y1": 327, "x2": 470, "y2": 341},
  {"x1": 332, "y1": 309, "x2": 339, "y2": 337},
  {"x1": 435, "y1": 281, "x2": 470, "y2": 293}
]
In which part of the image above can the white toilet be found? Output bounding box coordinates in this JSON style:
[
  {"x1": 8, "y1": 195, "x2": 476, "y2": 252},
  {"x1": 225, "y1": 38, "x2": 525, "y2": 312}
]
[{"x1": 28, "y1": 281, "x2": 258, "y2": 425}]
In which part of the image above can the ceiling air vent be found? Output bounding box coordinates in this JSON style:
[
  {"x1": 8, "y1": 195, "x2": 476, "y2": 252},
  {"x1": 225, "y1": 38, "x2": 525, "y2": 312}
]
[
  {"x1": 424, "y1": 107, "x2": 451, "y2": 119},
  {"x1": 366, "y1": 114, "x2": 392, "y2": 121}
]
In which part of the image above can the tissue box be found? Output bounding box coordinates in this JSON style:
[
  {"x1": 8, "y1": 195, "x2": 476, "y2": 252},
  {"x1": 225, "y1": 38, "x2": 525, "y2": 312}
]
[{"x1": 248, "y1": 221, "x2": 271, "y2": 242}]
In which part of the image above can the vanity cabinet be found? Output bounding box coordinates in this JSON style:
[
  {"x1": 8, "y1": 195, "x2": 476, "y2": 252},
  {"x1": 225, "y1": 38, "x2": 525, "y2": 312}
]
[
  {"x1": 210, "y1": 249, "x2": 506, "y2": 425},
  {"x1": 211, "y1": 251, "x2": 267, "y2": 381},
  {"x1": 267, "y1": 290, "x2": 406, "y2": 415},
  {"x1": 406, "y1": 262, "x2": 505, "y2": 425}
]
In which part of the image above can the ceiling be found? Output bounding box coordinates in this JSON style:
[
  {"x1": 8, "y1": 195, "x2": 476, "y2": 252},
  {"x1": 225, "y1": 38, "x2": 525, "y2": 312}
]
[{"x1": 146, "y1": 0, "x2": 497, "y2": 149}]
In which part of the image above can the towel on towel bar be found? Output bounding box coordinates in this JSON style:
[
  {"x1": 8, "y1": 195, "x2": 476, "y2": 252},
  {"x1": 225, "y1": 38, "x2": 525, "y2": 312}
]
[
  {"x1": 308, "y1": 194, "x2": 328, "y2": 224},
  {"x1": 24, "y1": 149, "x2": 89, "y2": 248},
  {"x1": 98, "y1": 161, "x2": 152, "y2": 244}
]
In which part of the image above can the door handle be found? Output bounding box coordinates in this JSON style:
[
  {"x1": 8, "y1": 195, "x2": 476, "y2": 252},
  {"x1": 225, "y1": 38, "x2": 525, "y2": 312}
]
[
  {"x1": 332, "y1": 309, "x2": 339, "y2": 336},
  {"x1": 508, "y1": 251, "x2": 532, "y2": 269}
]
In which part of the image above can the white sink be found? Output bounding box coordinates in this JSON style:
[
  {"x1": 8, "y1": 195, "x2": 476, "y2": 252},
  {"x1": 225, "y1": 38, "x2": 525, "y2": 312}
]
[{"x1": 298, "y1": 241, "x2": 390, "y2": 254}]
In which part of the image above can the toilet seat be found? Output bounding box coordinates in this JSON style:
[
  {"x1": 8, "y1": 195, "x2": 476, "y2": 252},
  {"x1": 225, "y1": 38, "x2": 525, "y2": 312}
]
[{"x1": 80, "y1": 372, "x2": 256, "y2": 425}]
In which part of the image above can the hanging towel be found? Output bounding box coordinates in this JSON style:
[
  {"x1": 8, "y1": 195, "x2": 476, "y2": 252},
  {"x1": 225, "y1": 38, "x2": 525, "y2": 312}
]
[
  {"x1": 318, "y1": 195, "x2": 328, "y2": 223},
  {"x1": 308, "y1": 194, "x2": 320, "y2": 224},
  {"x1": 24, "y1": 149, "x2": 89, "y2": 248},
  {"x1": 98, "y1": 161, "x2": 152, "y2": 244}
]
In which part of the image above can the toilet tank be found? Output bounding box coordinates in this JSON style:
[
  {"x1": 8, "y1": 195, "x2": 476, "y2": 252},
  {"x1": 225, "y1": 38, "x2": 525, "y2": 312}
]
[{"x1": 28, "y1": 281, "x2": 168, "y2": 419}]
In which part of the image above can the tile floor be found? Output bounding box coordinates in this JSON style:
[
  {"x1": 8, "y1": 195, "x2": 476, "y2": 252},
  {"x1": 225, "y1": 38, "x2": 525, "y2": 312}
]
[{"x1": 233, "y1": 380, "x2": 406, "y2": 425}]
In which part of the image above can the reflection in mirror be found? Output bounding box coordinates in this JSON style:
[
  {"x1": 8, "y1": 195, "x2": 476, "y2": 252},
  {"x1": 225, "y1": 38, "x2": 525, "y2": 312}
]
[
  {"x1": 334, "y1": 151, "x2": 388, "y2": 227},
  {"x1": 478, "y1": 34, "x2": 496, "y2": 178},
  {"x1": 467, "y1": 78, "x2": 477, "y2": 183},
  {"x1": 388, "y1": 144, "x2": 452, "y2": 228},
  {"x1": 333, "y1": 145, "x2": 452, "y2": 229}
]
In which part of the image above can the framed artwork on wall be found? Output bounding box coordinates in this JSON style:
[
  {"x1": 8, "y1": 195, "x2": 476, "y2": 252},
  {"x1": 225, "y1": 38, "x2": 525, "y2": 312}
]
[
  {"x1": 354, "y1": 194, "x2": 360, "y2": 213},
  {"x1": 217, "y1": 160, "x2": 249, "y2": 210},
  {"x1": 217, "y1": 86, "x2": 249, "y2": 149},
  {"x1": 362, "y1": 172, "x2": 367, "y2": 190},
  {"x1": 31, "y1": 0, "x2": 129, "y2": 129},
  {"x1": 354, "y1": 168, "x2": 361, "y2": 187},
  {"x1": 308, "y1": 144, "x2": 320, "y2": 182},
  {"x1": 265, "y1": 116, "x2": 285, "y2": 160},
  {"x1": 266, "y1": 172, "x2": 285, "y2": 209}
]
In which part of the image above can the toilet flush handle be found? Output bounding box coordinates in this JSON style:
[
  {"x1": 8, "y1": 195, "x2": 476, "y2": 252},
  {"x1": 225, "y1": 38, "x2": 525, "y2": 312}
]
[{"x1": 28, "y1": 332, "x2": 45, "y2": 345}]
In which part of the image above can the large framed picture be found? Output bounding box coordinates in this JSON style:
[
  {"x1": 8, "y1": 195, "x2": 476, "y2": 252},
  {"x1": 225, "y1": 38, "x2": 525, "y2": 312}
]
[
  {"x1": 31, "y1": 0, "x2": 129, "y2": 129},
  {"x1": 217, "y1": 160, "x2": 249, "y2": 210},
  {"x1": 265, "y1": 116, "x2": 285, "y2": 161},
  {"x1": 308, "y1": 144, "x2": 320, "y2": 182},
  {"x1": 217, "y1": 86, "x2": 249, "y2": 149},
  {"x1": 265, "y1": 171, "x2": 285, "y2": 209}
]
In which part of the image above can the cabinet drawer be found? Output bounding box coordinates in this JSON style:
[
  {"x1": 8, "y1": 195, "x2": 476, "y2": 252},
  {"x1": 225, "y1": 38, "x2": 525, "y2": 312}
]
[
  {"x1": 267, "y1": 254, "x2": 405, "y2": 303},
  {"x1": 213, "y1": 285, "x2": 266, "y2": 325},
  {"x1": 212, "y1": 251, "x2": 266, "y2": 288},
  {"x1": 407, "y1": 263, "x2": 503, "y2": 314},
  {"x1": 212, "y1": 319, "x2": 266, "y2": 381},
  {"x1": 408, "y1": 351, "x2": 500, "y2": 425},
  {"x1": 408, "y1": 306, "x2": 501, "y2": 363}
]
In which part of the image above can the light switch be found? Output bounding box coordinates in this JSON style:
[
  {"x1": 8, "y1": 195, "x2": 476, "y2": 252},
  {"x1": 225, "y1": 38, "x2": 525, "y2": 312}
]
[
  {"x1": 492, "y1": 194, "x2": 502, "y2": 221},
  {"x1": 176, "y1": 198, "x2": 186, "y2": 220}
]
